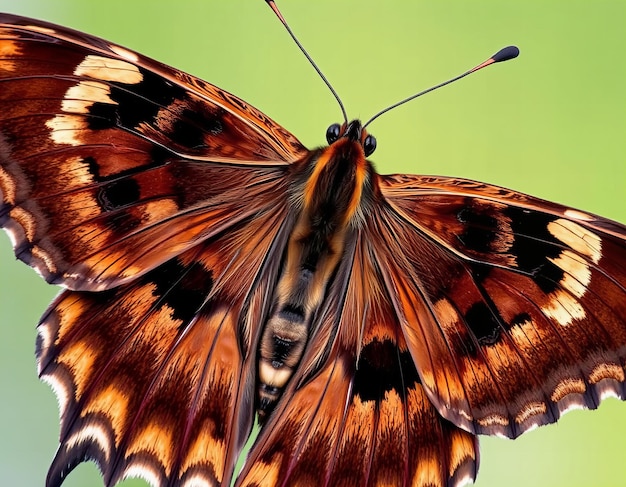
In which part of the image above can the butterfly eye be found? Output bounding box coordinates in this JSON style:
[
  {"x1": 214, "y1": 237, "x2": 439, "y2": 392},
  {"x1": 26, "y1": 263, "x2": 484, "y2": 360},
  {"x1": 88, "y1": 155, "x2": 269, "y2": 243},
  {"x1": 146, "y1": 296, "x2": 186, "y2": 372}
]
[
  {"x1": 363, "y1": 134, "x2": 377, "y2": 156},
  {"x1": 326, "y1": 123, "x2": 341, "y2": 144}
]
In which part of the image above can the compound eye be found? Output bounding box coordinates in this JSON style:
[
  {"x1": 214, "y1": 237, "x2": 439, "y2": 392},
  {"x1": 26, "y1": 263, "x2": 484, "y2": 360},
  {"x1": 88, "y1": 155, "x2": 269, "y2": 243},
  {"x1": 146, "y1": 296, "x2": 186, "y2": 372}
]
[
  {"x1": 326, "y1": 123, "x2": 341, "y2": 144},
  {"x1": 363, "y1": 134, "x2": 377, "y2": 156}
]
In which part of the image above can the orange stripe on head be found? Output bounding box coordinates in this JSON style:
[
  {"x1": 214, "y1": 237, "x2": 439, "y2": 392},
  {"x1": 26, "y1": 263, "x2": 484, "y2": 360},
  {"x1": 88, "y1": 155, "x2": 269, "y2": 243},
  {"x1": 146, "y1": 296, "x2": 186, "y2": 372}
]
[
  {"x1": 302, "y1": 138, "x2": 368, "y2": 225},
  {"x1": 343, "y1": 151, "x2": 367, "y2": 225},
  {"x1": 302, "y1": 144, "x2": 337, "y2": 210}
]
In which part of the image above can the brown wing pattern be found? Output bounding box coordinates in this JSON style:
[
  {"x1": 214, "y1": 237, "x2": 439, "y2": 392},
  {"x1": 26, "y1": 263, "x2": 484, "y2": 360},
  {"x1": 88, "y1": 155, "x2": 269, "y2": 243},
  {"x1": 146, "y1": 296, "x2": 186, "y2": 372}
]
[
  {"x1": 0, "y1": 14, "x2": 307, "y2": 290},
  {"x1": 0, "y1": 13, "x2": 307, "y2": 487},
  {"x1": 379, "y1": 174, "x2": 626, "y2": 438},
  {"x1": 238, "y1": 230, "x2": 478, "y2": 487},
  {"x1": 3, "y1": 11, "x2": 626, "y2": 487},
  {"x1": 37, "y1": 200, "x2": 293, "y2": 487}
]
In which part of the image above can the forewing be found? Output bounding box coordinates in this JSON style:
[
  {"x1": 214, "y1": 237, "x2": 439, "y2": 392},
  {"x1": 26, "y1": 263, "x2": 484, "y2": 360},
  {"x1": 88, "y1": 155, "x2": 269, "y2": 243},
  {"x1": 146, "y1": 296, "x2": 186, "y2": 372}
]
[
  {"x1": 38, "y1": 199, "x2": 293, "y2": 487},
  {"x1": 379, "y1": 174, "x2": 626, "y2": 438},
  {"x1": 0, "y1": 14, "x2": 307, "y2": 290},
  {"x1": 238, "y1": 230, "x2": 478, "y2": 487}
]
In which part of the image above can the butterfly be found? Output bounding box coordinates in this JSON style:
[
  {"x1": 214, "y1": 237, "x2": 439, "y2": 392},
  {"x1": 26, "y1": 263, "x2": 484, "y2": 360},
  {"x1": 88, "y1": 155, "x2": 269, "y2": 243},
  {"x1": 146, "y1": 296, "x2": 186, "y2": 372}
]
[{"x1": 1, "y1": 3, "x2": 625, "y2": 487}]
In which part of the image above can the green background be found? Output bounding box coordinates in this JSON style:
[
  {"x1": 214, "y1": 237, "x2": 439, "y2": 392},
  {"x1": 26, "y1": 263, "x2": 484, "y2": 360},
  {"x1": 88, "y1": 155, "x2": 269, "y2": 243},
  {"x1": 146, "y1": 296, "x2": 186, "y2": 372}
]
[{"x1": 0, "y1": 1, "x2": 624, "y2": 486}]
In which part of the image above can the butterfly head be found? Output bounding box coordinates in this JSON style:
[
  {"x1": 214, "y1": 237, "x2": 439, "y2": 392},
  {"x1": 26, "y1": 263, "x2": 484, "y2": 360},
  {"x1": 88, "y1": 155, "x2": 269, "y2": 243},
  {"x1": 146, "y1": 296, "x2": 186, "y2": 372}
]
[
  {"x1": 326, "y1": 120, "x2": 377, "y2": 157},
  {"x1": 297, "y1": 119, "x2": 375, "y2": 227}
]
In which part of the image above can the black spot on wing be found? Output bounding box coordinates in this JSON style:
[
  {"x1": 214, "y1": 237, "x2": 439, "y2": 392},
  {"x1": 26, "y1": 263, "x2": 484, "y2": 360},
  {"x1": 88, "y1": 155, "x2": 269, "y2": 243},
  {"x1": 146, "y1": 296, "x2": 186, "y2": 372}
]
[
  {"x1": 84, "y1": 156, "x2": 101, "y2": 179},
  {"x1": 470, "y1": 262, "x2": 492, "y2": 285},
  {"x1": 457, "y1": 205, "x2": 498, "y2": 253},
  {"x1": 84, "y1": 66, "x2": 228, "y2": 152},
  {"x1": 147, "y1": 257, "x2": 213, "y2": 326},
  {"x1": 534, "y1": 260, "x2": 567, "y2": 295},
  {"x1": 465, "y1": 301, "x2": 502, "y2": 346},
  {"x1": 134, "y1": 69, "x2": 188, "y2": 106},
  {"x1": 505, "y1": 208, "x2": 564, "y2": 294},
  {"x1": 96, "y1": 178, "x2": 140, "y2": 211},
  {"x1": 87, "y1": 68, "x2": 186, "y2": 131},
  {"x1": 167, "y1": 105, "x2": 224, "y2": 149},
  {"x1": 353, "y1": 339, "x2": 421, "y2": 403},
  {"x1": 87, "y1": 101, "x2": 118, "y2": 129},
  {"x1": 170, "y1": 114, "x2": 207, "y2": 150}
]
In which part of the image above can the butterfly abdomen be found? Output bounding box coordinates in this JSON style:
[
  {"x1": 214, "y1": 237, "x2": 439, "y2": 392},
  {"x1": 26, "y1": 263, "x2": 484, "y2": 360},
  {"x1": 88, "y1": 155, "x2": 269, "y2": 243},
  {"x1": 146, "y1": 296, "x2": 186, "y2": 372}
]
[{"x1": 257, "y1": 135, "x2": 371, "y2": 420}]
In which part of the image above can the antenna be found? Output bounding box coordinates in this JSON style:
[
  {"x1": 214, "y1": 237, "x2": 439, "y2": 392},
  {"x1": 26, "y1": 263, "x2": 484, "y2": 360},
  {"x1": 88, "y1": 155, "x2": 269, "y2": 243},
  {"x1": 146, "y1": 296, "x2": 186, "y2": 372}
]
[
  {"x1": 265, "y1": 0, "x2": 348, "y2": 124},
  {"x1": 364, "y1": 46, "x2": 519, "y2": 128}
]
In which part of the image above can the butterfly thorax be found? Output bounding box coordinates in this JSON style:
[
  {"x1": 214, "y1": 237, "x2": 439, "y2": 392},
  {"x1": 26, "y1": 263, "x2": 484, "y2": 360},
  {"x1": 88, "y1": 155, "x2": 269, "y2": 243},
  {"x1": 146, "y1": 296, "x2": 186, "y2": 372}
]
[{"x1": 257, "y1": 121, "x2": 372, "y2": 420}]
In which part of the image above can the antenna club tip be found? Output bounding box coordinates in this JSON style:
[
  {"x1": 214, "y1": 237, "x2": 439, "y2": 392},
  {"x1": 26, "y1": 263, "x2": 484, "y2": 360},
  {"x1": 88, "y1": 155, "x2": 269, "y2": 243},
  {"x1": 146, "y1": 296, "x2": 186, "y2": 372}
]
[{"x1": 493, "y1": 45, "x2": 520, "y2": 63}]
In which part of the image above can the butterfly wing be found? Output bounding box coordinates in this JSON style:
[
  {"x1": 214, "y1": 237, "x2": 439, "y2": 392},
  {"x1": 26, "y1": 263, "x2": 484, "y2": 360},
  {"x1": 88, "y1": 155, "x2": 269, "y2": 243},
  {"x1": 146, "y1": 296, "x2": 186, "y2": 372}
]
[
  {"x1": 237, "y1": 173, "x2": 625, "y2": 486},
  {"x1": 0, "y1": 14, "x2": 307, "y2": 290},
  {"x1": 0, "y1": 14, "x2": 308, "y2": 486},
  {"x1": 39, "y1": 206, "x2": 292, "y2": 486},
  {"x1": 238, "y1": 229, "x2": 478, "y2": 487},
  {"x1": 379, "y1": 174, "x2": 626, "y2": 438}
]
